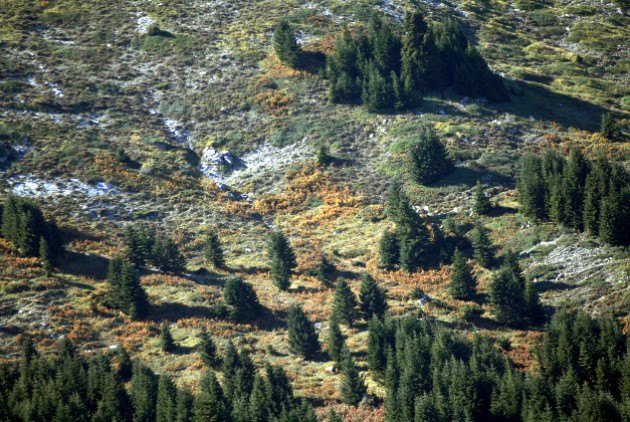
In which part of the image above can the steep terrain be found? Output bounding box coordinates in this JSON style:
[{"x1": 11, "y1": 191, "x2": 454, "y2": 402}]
[{"x1": 1, "y1": 0, "x2": 629, "y2": 418}]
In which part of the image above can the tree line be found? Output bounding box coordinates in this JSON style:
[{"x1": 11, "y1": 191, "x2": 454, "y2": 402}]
[
  {"x1": 518, "y1": 148, "x2": 630, "y2": 246},
  {"x1": 367, "y1": 310, "x2": 630, "y2": 421},
  {"x1": 0, "y1": 337, "x2": 322, "y2": 422},
  {"x1": 274, "y1": 11, "x2": 509, "y2": 112}
]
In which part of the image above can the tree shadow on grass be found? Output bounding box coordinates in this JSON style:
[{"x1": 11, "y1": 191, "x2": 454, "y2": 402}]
[
  {"x1": 430, "y1": 166, "x2": 514, "y2": 189},
  {"x1": 496, "y1": 81, "x2": 609, "y2": 132},
  {"x1": 57, "y1": 251, "x2": 109, "y2": 280},
  {"x1": 149, "y1": 302, "x2": 224, "y2": 322}
]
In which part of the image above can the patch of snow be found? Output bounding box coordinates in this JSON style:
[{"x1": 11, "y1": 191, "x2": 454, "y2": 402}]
[{"x1": 9, "y1": 175, "x2": 119, "y2": 198}]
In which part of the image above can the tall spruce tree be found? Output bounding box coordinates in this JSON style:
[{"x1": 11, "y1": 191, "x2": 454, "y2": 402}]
[
  {"x1": 328, "y1": 318, "x2": 346, "y2": 365},
  {"x1": 471, "y1": 224, "x2": 494, "y2": 268},
  {"x1": 287, "y1": 304, "x2": 320, "y2": 359},
  {"x1": 204, "y1": 228, "x2": 224, "y2": 269},
  {"x1": 339, "y1": 349, "x2": 367, "y2": 406},
  {"x1": 448, "y1": 248, "x2": 476, "y2": 300},
  {"x1": 106, "y1": 258, "x2": 149, "y2": 320},
  {"x1": 268, "y1": 231, "x2": 297, "y2": 290},
  {"x1": 489, "y1": 265, "x2": 525, "y2": 326},
  {"x1": 519, "y1": 155, "x2": 547, "y2": 220},
  {"x1": 332, "y1": 278, "x2": 359, "y2": 326},
  {"x1": 400, "y1": 11, "x2": 429, "y2": 106},
  {"x1": 600, "y1": 113, "x2": 620, "y2": 140},
  {"x1": 563, "y1": 149, "x2": 590, "y2": 231},
  {"x1": 473, "y1": 181, "x2": 492, "y2": 215},
  {"x1": 273, "y1": 21, "x2": 302, "y2": 68},
  {"x1": 407, "y1": 127, "x2": 454, "y2": 185},
  {"x1": 39, "y1": 236, "x2": 53, "y2": 276},
  {"x1": 156, "y1": 375, "x2": 177, "y2": 422},
  {"x1": 160, "y1": 324, "x2": 176, "y2": 352},
  {"x1": 223, "y1": 277, "x2": 263, "y2": 321},
  {"x1": 359, "y1": 274, "x2": 388, "y2": 320},
  {"x1": 378, "y1": 230, "x2": 399, "y2": 270},
  {"x1": 130, "y1": 362, "x2": 158, "y2": 422},
  {"x1": 193, "y1": 372, "x2": 231, "y2": 422},
  {"x1": 197, "y1": 329, "x2": 220, "y2": 368}
]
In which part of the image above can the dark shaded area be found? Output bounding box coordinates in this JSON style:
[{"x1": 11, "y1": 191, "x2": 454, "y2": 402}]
[
  {"x1": 497, "y1": 80, "x2": 609, "y2": 132},
  {"x1": 299, "y1": 50, "x2": 327, "y2": 74},
  {"x1": 57, "y1": 251, "x2": 110, "y2": 280}
]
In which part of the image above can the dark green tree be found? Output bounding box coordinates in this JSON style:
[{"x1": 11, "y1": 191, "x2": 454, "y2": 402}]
[
  {"x1": 328, "y1": 318, "x2": 346, "y2": 365},
  {"x1": 223, "y1": 277, "x2": 263, "y2": 321},
  {"x1": 448, "y1": 248, "x2": 476, "y2": 300},
  {"x1": 273, "y1": 21, "x2": 302, "y2": 68},
  {"x1": 524, "y1": 281, "x2": 544, "y2": 325},
  {"x1": 473, "y1": 181, "x2": 492, "y2": 215},
  {"x1": 400, "y1": 11, "x2": 429, "y2": 106},
  {"x1": 359, "y1": 274, "x2": 388, "y2": 320},
  {"x1": 407, "y1": 127, "x2": 453, "y2": 185},
  {"x1": 519, "y1": 155, "x2": 547, "y2": 220},
  {"x1": 156, "y1": 375, "x2": 177, "y2": 422},
  {"x1": 488, "y1": 267, "x2": 525, "y2": 326},
  {"x1": 160, "y1": 324, "x2": 176, "y2": 353},
  {"x1": 197, "y1": 329, "x2": 220, "y2": 368},
  {"x1": 600, "y1": 113, "x2": 620, "y2": 140},
  {"x1": 563, "y1": 149, "x2": 590, "y2": 230},
  {"x1": 339, "y1": 349, "x2": 367, "y2": 406},
  {"x1": 471, "y1": 224, "x2": 494, "y2": 268},
  {"x1": 287, "y1": 304, "x2": 320, "y2": 359},
  {"x1": 204, "y1": 228, "x2": 224, "y2": 269},
  {"x1": 193, "y1": 372, "x2": 231, "y2": 422},
  {"x1": 332, "y1": 278, "x2": 359, "y2": 326},
  {"x1": 268, "y1": 231, "x2": 297, "y2": 291},
  {"x1": 175, "y1": 387, "x2": 194, "y2": 422},
  {"x1": 362, "y1": 61, "x2": 394, "y2": 112},
  {"x1": 151, "y1": 235, "x2": 186, "y2": 273},
  {"x1": 130, "y1": 362, "x2": 158, "y2": 422},
  {"x1": 378, "y1": 230, "x2": 399, "y2": 270},
  {"x1": 106, "y1": 258, "x2": 149, "y2": 320},
  {"x1": 39, "y1": 236, "x2": 53, "y2": 276},
  {"x1": 117, "y1": 345, "x2": 133, "y2": 381}
]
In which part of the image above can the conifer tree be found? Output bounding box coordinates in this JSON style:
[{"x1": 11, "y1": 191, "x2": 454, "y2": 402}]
[
  {"x1": 448, "y1": 248, "x2": 476, "y2": 300},
  {"x1": 117, "y1": 345, "x2": 132, "y2": 381},
  {"x1": 563, "y1": 149, "x2": 590, "y2": 231},
  {"x1": 600, "y1": 113, "x2": 620, "y2": 140},
  {"x1": 339, "y1": 349, "x2": 367, "y2": 406},
  {"x1": 328, "y1": 318, "x2": 346, "y2": 365},
  {"x1": 332, "y1": 278, "x2": 359, "y2": 326},
  {"x1": 268, "y1": 231, "x2": 297, "y2": 290},
  {"x1": 152, "y1": 235, "x2": 186, "y2": 273},
  {"x1": 273, "y1": 21, "x2": 302, "y2": 68},
  {"x1": 204, "y1": 228, "x2": 224, "y2": 269},
  {"x1": 473, "y1": 181, "x2": 492, "y2": 215},
  {"x1": 287, "y1": 304, "x2": 320, "y2": 359},
  {"x1": 367, "y1": 316, "x2": 390, "y2": 378},
  {"x1": 407, "y1": 127, "x2": 453, "y2": 185},
  {"x1": 160, "y1": 323, "x2": 176, "y2": 352},
  {"x1": 328, "y1": 408, "x2": 343, "y2": 422},
  {"x1": 175, "y1": 387, "x2": 194, "y2": 422},
  {"x1": 221, "y1": 341, "x2": 241, "y2": 402},
  {"x1": 362, "y1": 61, "x2": 394, "y2": 112},
  {"x1": 524, "y1": 281, "x2": 544, "y2": 325},
  {"x1": 471, "y1": 224, "x2": 494, "y2": 268},
  {"x1": 313, "y1": 255, "x2": 336, "y2": 287},
  {"x1": 223, "y1": 277, "x2": 263, "y2": 321},
  {"x1": 193, "y1": 372, "x2": 231, "y2": 422},
  {"x1": 359, "y1": 274, "x2": 388, "y2": 320},
  {"x1": 400, "y1": 11, "x2": 429, "y2": 106},
  {"x1": 599, "y1": 192, "x2": 622, "y2": 246},
  {"x1": 130, "y1": 362, "x2": 158, "y2": 422},
  {"x1": 106, "y1": 258, "x2": 149, "y2": 320},
  {"x1": 519, "y1": 155, "x2": 547, "y2": 220},
  {"x1": 378, "y1": 230, "x2": 399, "y2": 270},
  {"x1": 197, "y1": 329, "x2": 220, "y2": 368},
  {"x1": 156, "y1": 375, "x2": 177, "y2": 422},
  {"x1": 39, "y1": 236, "x2": 53, "y2": 276},
  {"x1": 488, "y1": 267, "x2": 525, "y2": 326}
]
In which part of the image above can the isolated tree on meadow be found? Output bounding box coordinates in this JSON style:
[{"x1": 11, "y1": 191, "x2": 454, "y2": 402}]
[
  {"x1": 473, "y1": 180, "x2": 492, "y2": 215},
  {"x1": 39, "y1": 236, "x2": 53, "y2": 276},
  {"x1": 287, "y1": 304, "x2": 320, "y2": 359},
  {"x1": 378, "y1": 229, "x2": 399, "y2": 270},
  {"x1": 223, "y1": 277, "x2": 263, "y2": 321},
  {"x1": 327, "y1": 317, "x2": 346, "y2": 365},
  {"x1": 359, "y1": 274, "x2": 388, "y2": 320},
  {"x1": 274, "y1": 20, "x2": 302, "y2": 68},
  {"x1": 268, "y1": 231, "x2": 297, "y2": 290},
  {"x1": 204, "y1": 228, "x2": 224, "y2": 269},
  {"x1": 160, "y1": 323, "x2": 176, "y2": 352},
  {"x1": 332, "y1": 278, "x2": 359, "y2": 326},
  {"x1": 407, "y1": 127, "x2": 454, "y2": 185},
  {"x1": 448, "y1": 248, "x2": 476, "y2": 300},
  {"x1": 339, "y1": 349, "x2": 367, "y2": 406},
  {"x1": 197, "y1": 329, "x2": 220, "y2": 368},
  {"x1": 471, "y1": 224, "x2": 494, "y2": 268}
]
